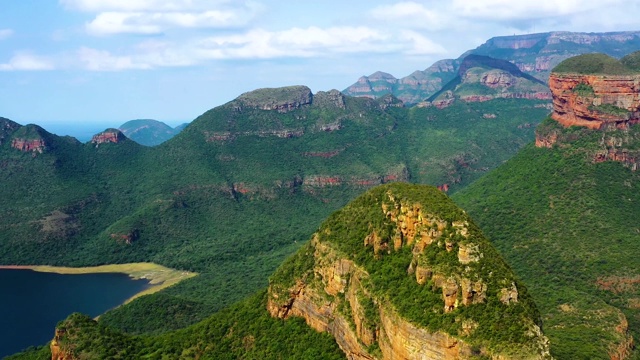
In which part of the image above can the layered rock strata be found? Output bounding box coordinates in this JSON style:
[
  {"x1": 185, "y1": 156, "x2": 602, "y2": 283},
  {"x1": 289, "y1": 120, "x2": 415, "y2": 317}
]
[
  {"x1": 548, "y1": 73, "x2": 640, "y2": 129},
  {"x1": 91, "y1": 129, "x2": 126, "y2": 145},
  {"x1": 268, "y1": 184, "x2": 552, "y2": 360}
]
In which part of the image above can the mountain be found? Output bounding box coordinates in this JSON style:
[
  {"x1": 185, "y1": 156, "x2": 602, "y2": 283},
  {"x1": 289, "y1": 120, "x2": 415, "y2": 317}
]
[
  {"x1": 453, "y1": 53, "x2": 640, "y2": 359},
  {"x1": 9, "y1": 184, "x2": 551, "y2": 359},
  {"x1": 118, "y1": 119, "x2": 187, "y2": 146},
  {"x1": 425, "y1": 54, "x2": 551, "y2": 108},
  {"x1": 0, "y1": 85, "x2": 548, "y2": 343},
  {"x1": 344, "y1": 31, "x2": 640, "y2": 105},
  {"x1": 268, "y1": 183, "x2": 551, "y2": 359}
]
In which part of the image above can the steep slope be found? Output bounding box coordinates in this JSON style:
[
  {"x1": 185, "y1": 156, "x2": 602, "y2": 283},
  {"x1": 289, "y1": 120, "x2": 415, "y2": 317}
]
[
  {"x1": 268, "y1": 183, "x2": 550, "y2": 359},
  {"x1": 0, "y1": 86, "x2": 548, "y2": 340},
  {"x1": 454, "y1": 53, "x2": 640, "y2": 359},
  {"x1": 118, "y1": 119, "x2": 186, "y2": 146},
  {"x1": 426, "y1": 55, "x2": 551, "y2": 108},
  {"x1": 7, "y1": 291, "x2": 345, "y2": 360},
  {"x1": 344, "y1": 60, "x2": 458, "y2": 105},
  {"x1": 11, "y1": 185, "x2": 550, "y2": 360},
  {"x1": 344, "y1": 31, "x2": 640, "y2": 104}
]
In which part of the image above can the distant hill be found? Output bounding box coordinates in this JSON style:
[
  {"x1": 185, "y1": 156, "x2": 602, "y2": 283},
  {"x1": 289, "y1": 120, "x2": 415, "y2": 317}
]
[
  {"x1": 13, "y1": 184, "x2": 551, "y2": 359},
  {"x1": 0, "y1": 86, "x2": 548, "y2": 343},
  {"x1": 344, "y1": 31, "x2": 640, "y2": 105},
  {"x1": 454, "y1": 53, "x2": 640, "y2": 359},
  {"x1": 118, "y1": 119, "x2": 187, "y2": 146},
  {"x1": 425, "y1": 54, "x2": 550, "y2": 108},
  {"x1": 269, "y1": 183, "x2": 551, "y2": 359}
]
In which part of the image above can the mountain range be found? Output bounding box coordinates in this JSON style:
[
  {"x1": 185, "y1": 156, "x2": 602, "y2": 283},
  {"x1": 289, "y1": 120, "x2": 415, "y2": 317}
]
[
  {"x1": 4, "y1": 31, "x2": 640, "y2": 360},
  {"x1": 344, "y1": 31, "x2": 640, "y2": 105}
]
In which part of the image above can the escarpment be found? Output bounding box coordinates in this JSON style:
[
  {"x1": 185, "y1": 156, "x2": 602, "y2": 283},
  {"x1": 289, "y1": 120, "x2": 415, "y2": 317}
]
[
  {"x1": 536, "y1": 52, "x2": 640, "y2": 170},
  {"x1": 268, "y1": 183, "x2": 551, "y2": 360},
  {"x1": 91, "y1": 129, "x2": 127, "y2": 145},
  {"x1": 548, "y1": 73, "x2": 640, "y2": 129}
]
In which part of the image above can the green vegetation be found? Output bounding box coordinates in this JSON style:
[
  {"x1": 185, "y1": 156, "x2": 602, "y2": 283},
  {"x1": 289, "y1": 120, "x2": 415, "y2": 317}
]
[
  {"x1": 621, "y1": 50, "x2": 640, "y2": 71},
  {"x1": 9, "y1": 291, "x2": 344, "y2": 360},
  {"x1": 572, "y1": 83, "x2": 595, "y2": 97},
  {"x1": 0, "y1": 95, "x2": 548, "y2": 339},
  {"x1": 271, "y1": 184, "x2": 545, "y2": 356},
  {"x1": 589, "y1": 103, "x2": 631, "y2": 117},
  {"x1": 454, "y1": 121, "x2": 640, "y2": 358},
  {"x1": 553, "y1": 53, "x2": 639, "y2": 75}
]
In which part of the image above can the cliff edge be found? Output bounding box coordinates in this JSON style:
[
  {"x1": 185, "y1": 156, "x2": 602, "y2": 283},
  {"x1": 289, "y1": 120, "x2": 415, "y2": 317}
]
[
  {"x1": 267, "y1": 183, "x2": 552, "y2": 359},
  {"x1": 547, "y1": 52, "x2": 640, "y2": 130}
]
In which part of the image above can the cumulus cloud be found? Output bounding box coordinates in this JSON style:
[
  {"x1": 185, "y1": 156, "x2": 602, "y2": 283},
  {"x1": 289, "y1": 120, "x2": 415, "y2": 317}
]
[
  {"x1": 0, "y1": 53, "x2": 55, "y2": 71},
  {"x1": 0, "y1": 29, "x2": 13, "y2": 40},
  {"x1": 61, "y1": 0, "x2": 260, "y2": 35},
  {"x1": 451, "y1": 0, "x2": 626, "y2": 21},
  {"x1": 59, "y1": 0, "x2": 231, "y2": 12},
  {"x1": 193, "y1": 26, "x2": 442, "y2": 60},
  {"x1": 86, "y1": 9, "x2": 252, "y2": 35}
]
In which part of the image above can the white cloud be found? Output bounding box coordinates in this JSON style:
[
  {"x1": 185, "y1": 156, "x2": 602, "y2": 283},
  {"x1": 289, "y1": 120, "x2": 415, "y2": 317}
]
[
  {"x1": 0, "y1": 29, "x2": 13, "y2": 40},
  {"x1": 369, "y1": 2, "x2": 450, "y2": 30},
  {"x1": 194, "y1": 26, "x2": 397, "y2": 60},
  {"x1": 398, "y1": 30, "x2": 447, "y2": 55},
  {"x1": 62, "y1": 0, "x2": 260, "y2": 35},
  {"x1": 77, "y1": 47, "x2": 150, "y2": 71},
  {"x1": 59, "y1": 0, "x2": 230, "y2": 12},
  {"x1": 0, "y1": 53, "x2": 55, "y2": 71},
  {"x1": 86, "y1": 9, "x2": 251, "y2": 35},
  {"x1": 71, "y1": 25, "x2": 447, "y2": 71},
  {"x1": 451, "y1": 0, "x2": 626, "y2": 21}
]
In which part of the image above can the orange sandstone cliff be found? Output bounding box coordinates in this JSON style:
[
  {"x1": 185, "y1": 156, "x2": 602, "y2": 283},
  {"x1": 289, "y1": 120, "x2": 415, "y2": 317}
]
[
  {"x1": 548, "y1": 73, "x2": 640, "y2": 129},
  {"x1": 536, "y1": 53, "x2": 640, "y2": 172},
  {"x1": 267, "y1": 184, "x2": 552, "y2": 360}
]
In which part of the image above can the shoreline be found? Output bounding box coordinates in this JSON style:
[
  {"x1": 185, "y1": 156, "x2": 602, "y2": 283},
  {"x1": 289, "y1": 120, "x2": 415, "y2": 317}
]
[{"x1": 0, "y1": 263, "x2": 197, "y2": 305}]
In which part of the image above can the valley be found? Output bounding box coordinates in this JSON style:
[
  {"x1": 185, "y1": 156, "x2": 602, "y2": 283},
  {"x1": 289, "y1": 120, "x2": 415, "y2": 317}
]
[{"x1": 3, "y1": 31, "x2": 640, "y2": 359}]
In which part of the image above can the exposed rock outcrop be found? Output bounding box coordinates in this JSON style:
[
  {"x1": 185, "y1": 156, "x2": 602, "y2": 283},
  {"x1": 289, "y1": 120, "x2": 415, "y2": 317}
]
[
  {"x1": 91, "y1": 129, "x2": 126, "y2": 145},
  {"x1": 548, "y1": 73, "x2": 640, "y2": 129},
  {"x1": 237, "y1": 85, "x2": 313, "y2": 113},
  {"x1": 50, "y1": 328, "x2": 73, "y2": 360},
  {"x1": 536, "y1": 53, "x2": 640, "y2": 171},
  {"x1": 268, "y1": 184, "x2": 552, "y2": 360},
  {"x1": 11, "y1": 138, "x2": 46, "y2": 153}
]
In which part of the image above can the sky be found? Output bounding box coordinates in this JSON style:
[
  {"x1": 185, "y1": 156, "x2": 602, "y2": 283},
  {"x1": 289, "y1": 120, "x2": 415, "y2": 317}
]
[{"x1": 1, "y1": 0, "x2": 639, "y2": 131}]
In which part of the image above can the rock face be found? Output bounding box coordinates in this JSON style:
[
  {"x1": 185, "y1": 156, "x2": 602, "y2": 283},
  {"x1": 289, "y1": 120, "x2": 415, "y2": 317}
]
[
  {"x1": 425, "y1": 55, "x2": 550, "y2": 108},
  {"x1": 548, "y1": 73, "x2": 640, "y2": 129},
  {"x1": 536, "y1": 53, "x2": 640, "y2": 171},
  {"x1": 236, "y1": 85, "x2": 313, "y2": 113},
  {"x1": 345, "y1": 31, "x2": 640, "y2": 104},
  {"x1": 91, "y1": 129, "x2": 126, "y2": 145},
  {"x1": 11, "y1": 138, "x2": 46, "y2": 153},
  {"x1": 268, "y1": 184, "x2": 552, "y2": 360},
  {"x1": 50, "y1": 328, "x2": 73, "y2": 360}
]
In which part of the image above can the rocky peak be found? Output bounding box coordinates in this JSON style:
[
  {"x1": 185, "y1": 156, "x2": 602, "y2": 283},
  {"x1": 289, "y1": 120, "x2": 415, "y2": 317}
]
[
  {"x1": 547, "y1": 53, "x2": 640, "y2": 130},
  {"x1": 314, "y1": 89, "x2": 346, "y2": 109},
  {"x1": 268, "y1": 184, "x2": 551, "y2": 359},
  {"x1": 91, "y1": 129, "x2": 126, "y2": 145},
  {"x1": 236, "y1": 85, "x2": 313, "y2": 113},
  {"x1": 9, "y1": 124, "x2": 49, "y2": 154}
]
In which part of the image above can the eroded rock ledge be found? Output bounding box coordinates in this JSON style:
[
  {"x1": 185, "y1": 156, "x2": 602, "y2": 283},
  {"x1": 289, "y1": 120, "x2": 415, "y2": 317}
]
[
  {"x1": 549, "y1": 73, "x2": 640, "y2": 129},
  {"x1": 268, "y1": 184, "x2": 552, "y2": 360}
]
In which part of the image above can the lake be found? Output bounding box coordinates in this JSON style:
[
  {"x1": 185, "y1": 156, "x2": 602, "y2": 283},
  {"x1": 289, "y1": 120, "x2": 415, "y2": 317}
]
[{"x1": 0, "y1": 269, "x2": 150, "y2": 358}]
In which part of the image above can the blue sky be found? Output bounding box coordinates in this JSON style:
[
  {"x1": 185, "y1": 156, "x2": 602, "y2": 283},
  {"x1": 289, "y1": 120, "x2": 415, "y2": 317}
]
[{"x1": 1, "y1": 0, "x2": 639, "y2": 131}]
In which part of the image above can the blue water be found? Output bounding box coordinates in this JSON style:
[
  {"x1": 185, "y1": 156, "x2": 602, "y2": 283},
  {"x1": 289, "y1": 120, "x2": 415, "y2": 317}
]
[{"x1": 0, "y1": 269, "x2": 150, "y2": 358}]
